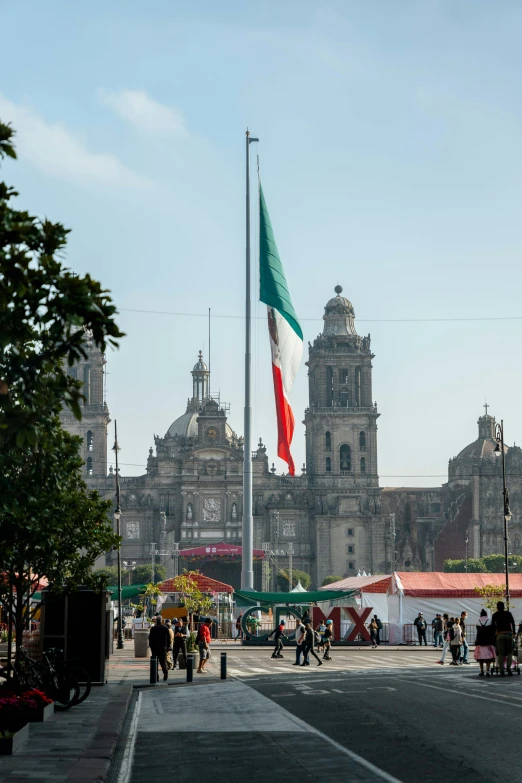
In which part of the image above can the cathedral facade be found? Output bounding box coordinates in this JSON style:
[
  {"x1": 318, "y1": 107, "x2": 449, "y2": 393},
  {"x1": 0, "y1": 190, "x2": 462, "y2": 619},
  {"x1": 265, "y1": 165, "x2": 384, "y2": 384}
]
[{"x1": 62, "y1": 287, "x2": 522, "y2": 587}]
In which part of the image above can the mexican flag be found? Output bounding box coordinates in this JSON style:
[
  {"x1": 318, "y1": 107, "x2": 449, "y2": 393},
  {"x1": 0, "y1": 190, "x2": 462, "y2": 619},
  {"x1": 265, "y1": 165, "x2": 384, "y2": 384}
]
[{"x1": 259, "y1": 183, "x2": 303, "y2": 476}]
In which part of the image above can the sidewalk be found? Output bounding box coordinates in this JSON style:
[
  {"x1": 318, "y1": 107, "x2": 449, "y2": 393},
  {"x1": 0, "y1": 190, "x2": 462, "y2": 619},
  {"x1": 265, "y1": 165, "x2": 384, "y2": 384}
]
[{"x1": 0, "y1": 643, "x2": 148, "y2": 783}]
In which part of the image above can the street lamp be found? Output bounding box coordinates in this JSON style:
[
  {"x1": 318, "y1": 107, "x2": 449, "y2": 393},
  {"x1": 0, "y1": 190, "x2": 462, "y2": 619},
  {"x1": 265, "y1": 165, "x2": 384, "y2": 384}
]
[
  {"x1": 123, "y1": 560, "x2": 137, "y2": 586},
  {"x1": 112, "y1": 421, "x2": 124, "y2": 650},
  {"x1": 494, "y1": 420, "x2": 512, "y2": 609}
]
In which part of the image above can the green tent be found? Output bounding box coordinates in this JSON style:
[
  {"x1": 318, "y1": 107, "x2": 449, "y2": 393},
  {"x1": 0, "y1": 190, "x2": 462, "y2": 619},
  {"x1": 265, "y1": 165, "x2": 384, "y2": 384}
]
[
  {"x1": 107, "y1": 584, "x2": 147, "y2": 601},
  {"x1": 32, "y1": 584, "x2": 147, "y2": 603},
  {"x1": 233, "y1": 588, "x2": 356, "y2": 605}
]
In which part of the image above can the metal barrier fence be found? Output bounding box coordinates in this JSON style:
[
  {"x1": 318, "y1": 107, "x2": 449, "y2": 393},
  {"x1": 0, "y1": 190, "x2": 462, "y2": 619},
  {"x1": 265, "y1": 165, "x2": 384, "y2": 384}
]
[{"x1": 403, "y1": 624, "x2": 435, "y2": 645}]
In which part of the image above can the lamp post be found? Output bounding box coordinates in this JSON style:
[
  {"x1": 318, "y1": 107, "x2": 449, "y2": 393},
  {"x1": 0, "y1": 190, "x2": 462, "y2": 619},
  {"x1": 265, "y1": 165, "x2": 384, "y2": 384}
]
[
  {"x1": 123, "y1": 560, "x2": 136, "y2": 586},
  {"x1": 494, "y1": 420, "x2": 512, "y2": 609},
  {"x1": 112, "y1": 421, "x2": 124, "y2": 650}
]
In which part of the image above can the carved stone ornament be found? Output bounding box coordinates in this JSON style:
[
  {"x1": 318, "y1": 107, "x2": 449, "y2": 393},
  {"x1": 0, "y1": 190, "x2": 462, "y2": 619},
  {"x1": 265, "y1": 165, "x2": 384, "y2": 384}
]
[
  {"x1": 126, "y1": 521, "x2": 140, "y2": 540},
  {"x1": 203, "y1": 497, "x2": 221, "y2": 522}
]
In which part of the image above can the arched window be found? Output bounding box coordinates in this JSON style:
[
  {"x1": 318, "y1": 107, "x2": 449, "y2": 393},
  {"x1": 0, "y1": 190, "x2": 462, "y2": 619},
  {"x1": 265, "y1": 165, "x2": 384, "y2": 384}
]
[
  {"x1": 325, "y1": 431, "x2": 331, "y2": 451},
  {"x1": 354, "y1": 366, "x2": 361, "y2": 406},
  {"x1": 359, "y1": 431, "x2": 366, "y2": 451},
  {"x1": 86, "y1": 430, "x2": 93, "y2": 452},
  {"x1": 360, "y1": 457, "x2": 366, "y2": 473},
  {"x1": 325, "y1": 457, "x2": 332, "y2": 474},
  {"x1": 86, "y1": 457, "x2": 93, "y2": 476},
  {"x1": 340, "y1": 445, "x2": 351, "y2": 473}
]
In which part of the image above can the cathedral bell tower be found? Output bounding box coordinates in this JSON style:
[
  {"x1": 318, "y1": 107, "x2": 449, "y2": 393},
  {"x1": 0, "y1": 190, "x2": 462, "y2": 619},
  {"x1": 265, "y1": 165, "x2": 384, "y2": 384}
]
[
  {"x1": 60, "y1": 332, "x2": 110, "y2": 479},
  {"x1": 305, "y1": 286, "x2": 379, "y2": 487}
]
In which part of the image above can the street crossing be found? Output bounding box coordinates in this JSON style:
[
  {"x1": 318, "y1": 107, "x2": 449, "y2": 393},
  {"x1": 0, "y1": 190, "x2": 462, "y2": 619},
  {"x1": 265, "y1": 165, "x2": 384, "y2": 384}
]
[{"x1": 215, "y1": 648, "x2": 452, "y2": 679}]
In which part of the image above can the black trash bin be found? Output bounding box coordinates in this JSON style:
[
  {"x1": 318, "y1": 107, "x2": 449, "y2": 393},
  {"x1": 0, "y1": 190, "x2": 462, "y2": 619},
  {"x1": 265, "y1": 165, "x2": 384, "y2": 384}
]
[{"x1": 40, "y1": 588, "x2": 111, "y2": 684}]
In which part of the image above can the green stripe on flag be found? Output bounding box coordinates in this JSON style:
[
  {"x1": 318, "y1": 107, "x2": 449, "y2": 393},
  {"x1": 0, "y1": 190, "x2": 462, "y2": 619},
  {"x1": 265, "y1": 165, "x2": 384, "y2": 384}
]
[{"x1": 259, "y1": 183, "x2": 303, "y2": 340}]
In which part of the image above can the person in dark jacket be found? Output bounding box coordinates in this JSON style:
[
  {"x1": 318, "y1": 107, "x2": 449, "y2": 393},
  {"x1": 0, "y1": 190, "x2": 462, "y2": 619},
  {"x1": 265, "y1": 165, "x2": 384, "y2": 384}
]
[
  {"x1": 459, "y1": 611, "x2": 470, "y2": 664},
  {"x1": 414, "y1": 613, "x2": 427, "y2": 646},
  {"x1": 302, "y1": 622, "x2": 322, "y2": 666},
  {"x1": 268, "y1": 620, "x2": 287, "y2": 658},
  {"x1": 148, "y1": 616, "x2": 170, "y2": 681},
  {"x1": 491, "y1": 601, "x2": 516, "y2": 676},
  {"x1": 172, "y1": 617, "x2": 189, "y2": 669}
]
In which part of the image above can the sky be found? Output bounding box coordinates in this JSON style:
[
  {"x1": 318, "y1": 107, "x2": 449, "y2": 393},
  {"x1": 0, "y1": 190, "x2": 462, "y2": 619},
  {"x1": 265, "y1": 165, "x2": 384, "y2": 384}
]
[{"x1": 1, "y1": 0, "x2": 522, "y2": 486}]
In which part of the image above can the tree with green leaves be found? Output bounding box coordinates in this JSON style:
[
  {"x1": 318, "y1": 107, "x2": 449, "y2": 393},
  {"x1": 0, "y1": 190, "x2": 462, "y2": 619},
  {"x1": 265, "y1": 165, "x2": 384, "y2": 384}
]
[
  {"x1": 0, "y1": 121, "x2": 123, "y2": 445},
  {"x1": 474, "y1": 584, "x2": 505, "y2": 611},
  {"x1": 0, "y1": 120, "x2": 124, "y2": 665},
  {"x1": 321, "y1": 575, "x2": 343, "y2": 587},
  {"x1": 277, "y1": 568, "x2": 312, "y2": 592},
  {"x1": 0, "y1": 421, "x2": 120, "y2": 658},
  {"x1": 444, "y1": 555, "x2": 522, "y2": 574},
  {"x1": 168, "y1": 572, "x2": 214, "y2": 628}
]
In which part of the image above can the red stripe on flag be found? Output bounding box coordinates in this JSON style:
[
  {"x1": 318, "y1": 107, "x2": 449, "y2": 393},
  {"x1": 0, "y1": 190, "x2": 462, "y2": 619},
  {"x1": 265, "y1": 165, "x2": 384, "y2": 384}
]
[{"x1": 271, "y1": 362, "x2": 295, "y2": 476}]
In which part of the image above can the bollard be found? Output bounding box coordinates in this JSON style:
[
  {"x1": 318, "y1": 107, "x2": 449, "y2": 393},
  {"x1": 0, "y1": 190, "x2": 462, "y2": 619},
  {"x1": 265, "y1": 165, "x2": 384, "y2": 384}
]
[
  {"x1": 150, "y1": 656, "x2": 158, "y2": 684},
  {"x1": 220, "y1": 651, "x2": 227, "y2": 680},
  {"x1": 186, "y1": 654, "x2": 193, "y2": 683}
]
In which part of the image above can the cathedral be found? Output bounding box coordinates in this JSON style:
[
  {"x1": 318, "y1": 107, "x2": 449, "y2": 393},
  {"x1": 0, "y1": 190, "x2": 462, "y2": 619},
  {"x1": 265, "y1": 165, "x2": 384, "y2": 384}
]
[{"x1": 61, "y1": 287, "x2": 522, "y2": 588}]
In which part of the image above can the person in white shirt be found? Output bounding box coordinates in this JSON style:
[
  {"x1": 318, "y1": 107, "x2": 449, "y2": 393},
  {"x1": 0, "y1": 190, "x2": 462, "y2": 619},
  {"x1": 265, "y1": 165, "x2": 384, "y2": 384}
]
[{"x1": 293, "y1": 620, "x2": 306, "y2": 666}]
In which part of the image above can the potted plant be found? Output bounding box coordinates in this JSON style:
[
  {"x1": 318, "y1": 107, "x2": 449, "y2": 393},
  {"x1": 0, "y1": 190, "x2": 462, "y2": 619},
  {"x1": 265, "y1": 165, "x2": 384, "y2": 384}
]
[
  {"x1": 0, "y1": 725, "x2": 29, "y2": 756},
  {"x1": 187, "y1": 631, "x2": 200, "y2": 670},
  {"x1": 19, "y1": 690, "x2": 54, "y2": 723}
]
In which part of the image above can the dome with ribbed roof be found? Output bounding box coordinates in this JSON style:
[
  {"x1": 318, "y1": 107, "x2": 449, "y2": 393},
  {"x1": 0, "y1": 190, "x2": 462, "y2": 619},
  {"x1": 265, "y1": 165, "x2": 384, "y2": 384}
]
[{"x1": 323, "y1": 285, "x2": 358, "y2": 336}]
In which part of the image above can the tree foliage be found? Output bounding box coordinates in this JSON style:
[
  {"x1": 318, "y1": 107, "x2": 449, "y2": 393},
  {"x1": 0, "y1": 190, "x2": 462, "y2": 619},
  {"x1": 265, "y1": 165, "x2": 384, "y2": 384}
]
[
  {"x1": 444, "y1": 555, "x2": 522, "y2": 573},
  {"x1": 0, "y1": 121, "x2": 123, "y2": 445},
  {"x1": 474, "y1": 584, "x2": 506, "y2": 611},
  {"x1": 321, "y1": 575, "x2": 343, "y2": 586},
  {"x1": 95, "y1": 563, "x2": 166, "y2": 586},
  {"x1": 277, "y1": 568, "x2": 312, "y2": 591},
  {"x1": 0, "y1": 420, "x2": 120, "y2": 654},
  {"x1": 168, "y1": 571, "x2": 214, "y2": 621}
]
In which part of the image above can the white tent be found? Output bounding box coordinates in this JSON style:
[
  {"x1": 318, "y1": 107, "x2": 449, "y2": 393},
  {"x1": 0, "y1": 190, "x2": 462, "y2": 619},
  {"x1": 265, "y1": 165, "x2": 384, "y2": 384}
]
[{"x1": 290, "y1": 580, "x2": 307, "y2": 593}]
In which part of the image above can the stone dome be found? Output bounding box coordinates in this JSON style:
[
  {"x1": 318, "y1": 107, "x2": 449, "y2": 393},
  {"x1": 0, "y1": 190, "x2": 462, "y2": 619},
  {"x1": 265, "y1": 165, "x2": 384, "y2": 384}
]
[
  {"x1": 166, "y1": 411, "x2": 199, "y2": 439},
  {"x1": 193, "y1": 350, "x2": 208, "y2": 372},
  {"x1": 322, "y1": 285, "x2": 358, "y2": 337},
  {"x1": 324, "y1": 284, "x2": 355, "y2": 316}
]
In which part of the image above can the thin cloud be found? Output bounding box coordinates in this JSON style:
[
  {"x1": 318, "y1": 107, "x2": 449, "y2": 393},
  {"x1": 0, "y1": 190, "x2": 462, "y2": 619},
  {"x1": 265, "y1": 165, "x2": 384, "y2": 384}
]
[
  {"x1": 100, "y1": 89, "x2": 188, "y2": 136},
  {"x1": 0, "y1": 94, "x2": 150, "y2": 188}
]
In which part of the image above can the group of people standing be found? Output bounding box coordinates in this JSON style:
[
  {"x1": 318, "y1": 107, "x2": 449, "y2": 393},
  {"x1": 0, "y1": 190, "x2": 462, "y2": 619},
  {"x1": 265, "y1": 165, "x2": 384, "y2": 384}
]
[
  {"x1": 148, "y1": 615, "x2": 214, "y2": 681},
  {"x1": 414, "y1": 602, "x2": 517, "y2": 676}
]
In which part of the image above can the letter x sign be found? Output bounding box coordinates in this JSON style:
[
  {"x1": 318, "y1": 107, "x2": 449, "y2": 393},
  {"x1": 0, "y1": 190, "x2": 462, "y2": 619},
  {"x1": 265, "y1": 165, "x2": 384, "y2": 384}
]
[{"x1": 345, "y1": 607, "x2": 372, "y2": 642}]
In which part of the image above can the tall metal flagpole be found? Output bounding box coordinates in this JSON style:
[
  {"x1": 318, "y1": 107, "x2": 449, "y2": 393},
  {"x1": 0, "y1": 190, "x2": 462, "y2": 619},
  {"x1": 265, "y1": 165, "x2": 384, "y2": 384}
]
[{"x1": 242, "y1": 129, "x2": 258, "y2": 590}]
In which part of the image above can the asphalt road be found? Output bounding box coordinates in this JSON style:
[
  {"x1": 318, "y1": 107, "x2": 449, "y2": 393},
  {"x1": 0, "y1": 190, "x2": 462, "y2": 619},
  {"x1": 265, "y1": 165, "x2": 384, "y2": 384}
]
[{"x1": 245, "y1": 659, "x2": 522, "y2": 782}]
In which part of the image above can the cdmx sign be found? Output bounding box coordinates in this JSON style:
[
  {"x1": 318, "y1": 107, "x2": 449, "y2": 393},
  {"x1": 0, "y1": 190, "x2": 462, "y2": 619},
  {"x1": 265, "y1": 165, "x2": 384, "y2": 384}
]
[{"x1": 240, "y1": 605, "x2": 373, "y2": 642}]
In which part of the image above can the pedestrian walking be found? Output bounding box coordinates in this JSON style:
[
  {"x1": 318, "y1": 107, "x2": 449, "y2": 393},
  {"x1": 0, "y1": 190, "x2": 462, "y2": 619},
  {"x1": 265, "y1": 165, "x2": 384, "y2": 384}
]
[
  {"x1": 323, "y1": 619, "x2": 334, "y2": 660},
  {"x1": 293, "y1": 619, "x2": 306, "y2": 665},
  {"x1": 433, "y1": 614, "x2": 444, "y2": 648},
  {"x1": 235, "y1": 612, "x2": 243, "y2": 641},
  {"x1": 165, "y1": 620, "x2": 174, "y2": 670},
  {"x1": 302, "y1": 622, "x2": 322, "y2": 666},
  {"x1": 148, "y1": 615, "x2": 170, "y2": 681},
  {"x1": 196, "y1": 617, "x2": 213, "y2": 674},
  {"x1": 459, "y1": 611, "x2": 470, "y2": 664},
  {"x1": 315, "y1": 621, "x2": 326, "y2": 653},
  {"x1": 268, "y1": 619, "x2": 287, "y2": 658},
  {"x1": 369, "y1": 617, "x2": 379, "y2": 648},
  {"x1": 414, "y1": 612, "x2": 428, "y2": 646},
  {"x1": 172, "y1": 617, "x2": 189, "y2": 669},
  {"x1": 474, "y1": 609, "x2": 496, "y2": 677},
  {"x1": 438, "y1": 613, "x2": 451, "y2": 664},
  {"x1": 449, "y1": 618, "x2": 462, "y2": 665},
  {"x1": 491, "y1": 601, "x2": 516, "y2": 677}
]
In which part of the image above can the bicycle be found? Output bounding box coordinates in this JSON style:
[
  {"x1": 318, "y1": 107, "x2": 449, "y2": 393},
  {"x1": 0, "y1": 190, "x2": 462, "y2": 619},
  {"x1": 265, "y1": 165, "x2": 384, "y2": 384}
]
[{"x1": 44, "y1": 649, "x2": 92, "y2": 706}]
